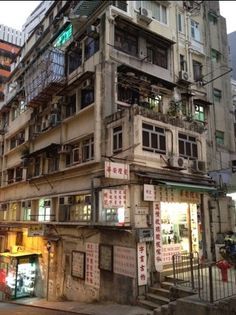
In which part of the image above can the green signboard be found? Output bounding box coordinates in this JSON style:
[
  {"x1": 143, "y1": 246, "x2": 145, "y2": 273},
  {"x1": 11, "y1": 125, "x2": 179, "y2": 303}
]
[{"x1": 54, "y1": 24, "x2": 73, "y2": 48}]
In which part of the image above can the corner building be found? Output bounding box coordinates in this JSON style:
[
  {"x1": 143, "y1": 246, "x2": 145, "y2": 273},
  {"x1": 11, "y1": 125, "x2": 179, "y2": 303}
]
[{"x1": 0, "y1": 0, "x2": 234, "y2": 304}]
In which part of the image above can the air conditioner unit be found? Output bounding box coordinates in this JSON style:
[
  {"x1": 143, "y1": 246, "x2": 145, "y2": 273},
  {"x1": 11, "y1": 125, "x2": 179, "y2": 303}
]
[
  {"x1": 82, "y1": 79, "x2": 92, "y2": 89},
  {"x1": 58, "y1": 145, "x2": 72, "y2": 154},
  {"x1": 191, "y1": 160, "x2": 206, "y2": 173},
  {"x1": 138, "y1": 7, "x2": 153, "y2": 24},
  {"x1": 179, "y1": 70, "x2": 191, "y2": 83},
  {"x1": 168, "y1": 156, "x2": 186, "y2": 169}
]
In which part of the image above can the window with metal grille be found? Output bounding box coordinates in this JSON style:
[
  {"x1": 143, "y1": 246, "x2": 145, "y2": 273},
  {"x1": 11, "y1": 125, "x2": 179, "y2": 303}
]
[
  {"x1": 178, "y1": 133, "x2": 198, "y2": 159},
  {"x1": 216, "y1": 130, "x2": 224, "y2": 145},
  {"x1": 142, "y1": 123, "x2": 166, "y2": 153}
]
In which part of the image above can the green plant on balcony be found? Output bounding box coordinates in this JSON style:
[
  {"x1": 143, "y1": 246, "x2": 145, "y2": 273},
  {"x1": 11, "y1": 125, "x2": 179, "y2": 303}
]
[{"x1": 167, "y1": 100, "x2": 182, "y2": 117}]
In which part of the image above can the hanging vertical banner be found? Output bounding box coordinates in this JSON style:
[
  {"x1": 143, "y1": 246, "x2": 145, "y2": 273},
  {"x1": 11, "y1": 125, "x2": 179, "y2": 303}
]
[
  {"x1": 137, "y1": 242, "x2": 147, "y2": 286},
  {"x1": 153, "y1": 202, "x2": 163, "y2": 272}
]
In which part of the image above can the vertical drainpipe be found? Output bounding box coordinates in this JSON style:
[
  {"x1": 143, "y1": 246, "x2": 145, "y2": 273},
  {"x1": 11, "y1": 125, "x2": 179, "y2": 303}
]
[{"x1": 200, "y1": 193, "x2": 208, "y2": 259}]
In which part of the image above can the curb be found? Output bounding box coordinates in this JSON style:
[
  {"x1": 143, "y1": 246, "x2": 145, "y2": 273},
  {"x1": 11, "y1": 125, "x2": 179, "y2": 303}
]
[{"x1": 1, "y1": 300, "x2": 91, "y2": 315}]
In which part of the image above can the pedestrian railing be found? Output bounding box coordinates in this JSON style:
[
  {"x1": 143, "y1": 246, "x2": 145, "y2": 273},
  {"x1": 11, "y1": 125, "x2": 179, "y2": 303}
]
[{"x1": 172, "y1": 253, "x2": 236, "y2": 303}]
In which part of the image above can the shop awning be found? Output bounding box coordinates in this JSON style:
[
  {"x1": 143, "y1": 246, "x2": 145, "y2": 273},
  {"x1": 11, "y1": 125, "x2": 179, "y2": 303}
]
[
  {"x1": 156, "y1": 180, "x2": 216, "y2": 192},
  {"x1": 136, "y1": 172, "x2": 216, "y2": 192}
]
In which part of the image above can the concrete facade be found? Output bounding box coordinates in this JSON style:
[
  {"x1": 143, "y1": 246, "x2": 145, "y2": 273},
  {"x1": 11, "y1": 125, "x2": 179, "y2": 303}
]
[{"x1": 0, "y1": 0, "x2": 234, "y2": 305}]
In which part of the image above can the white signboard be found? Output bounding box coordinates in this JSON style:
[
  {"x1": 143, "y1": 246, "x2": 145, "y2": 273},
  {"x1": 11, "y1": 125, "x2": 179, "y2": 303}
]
[
  {"x1": 85, "y1": 243, "x2": 100, "y2": 288},
  {"x1": 162, "y1": 244, "x2": 181, "y2": 264},
  {"x1": 137, "y1": 242, "x2": 147, "y2": 286},
  {"x1": 153, "y1": 202, "x2": 163, "y2": 272},
  {"x1": 102, "y1": 189, "x2": 127, "y2": 208},
  {"x1": 113, "y1": 246, "x2": 136, "y2": 278},
  {"x1": 144, "y1": 184, "x2": 155, "y2": 201},
  {"x1": 105, "y1": 161, "x2": 130, "y2": 180}
]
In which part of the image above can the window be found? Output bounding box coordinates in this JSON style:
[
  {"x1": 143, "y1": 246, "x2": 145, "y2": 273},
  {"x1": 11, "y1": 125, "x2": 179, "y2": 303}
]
[
  {"x1": 48, "y1": 157, "x2": 59, "y2": 173},
  {"x1": 178, "y1": 133, "x2": 198, "y2": 159},
  {"x1": 147, "y1": 42, "x2": 168, "y2": 69},
  {"x1": 22, "y1": 201, "x2": 31, "y2": 221},
  {"x1": 34, "y1": 157, "x2": 41, "y2": 177},
  {"x1": 211, "y1": 49, "x2": 220, "y2": 63},
  {"x1": 191, "y1": 20, "x2": 200, "y2": 41},
  {"x1": 180, "y1": 54, "x2": 187, "y2": 71},
  {"x1": 68, "y1": 47, "x2": 82, "y2": 74},
  {"x1": 193, "y1": 60, "x2": 202, "y2": 81},
  {"x1": 118, "y1": 85, "x2": 139, "y2": 105},
  {"x1": 194, "y1": 105, "x2": 205, "y2": 122},
  {"x1": 115, "y1": 28, "x2": 138, "y2": 57},
  {"x1": 85, "y1": 37, "x2": 99, "y2": 60},
  {"x1": 70, "y1": 195, "x2": 91, "y2": 221},
  {"x1": 216, "y1": 130, "x2": 224, "y2": 145},
  {"x1": 136, "y1": 1, "x2": 168, "y2": 24},
  {"x1": 142, "y1": 123, "x2": 166, "y2": 154},
  {"x1": 208, "y1": 12, "x2": 217, "y2": 25},
  {"x1": 82, "y1": 137, "x2": 94, "y2": 162},
  {"x1": 15, "y1": 167, "x2": 23, "y2": 182},
  {"x1": 178, "y1": 13, "x2": 184, "y2": 32},
  {"x1": 101, "y1": 208, "x2": 119, "y2": 222},
  {"x1": 213, "y1": 89, "x2": 222, "y2": 102},
  {"x1": 113, "y1": 126, "x2": 122, "y2": 153},
  {"x1": 7, "y1": 169, "x2": 14, "y2": 184},
  {"x1": 66, "y1": 94, "x2": 76, "y2": 117},
  {"x1": 81, "y1": 88, "x2": 94, "y2": 109},
  {"x1": 38, "y1": 199, "x2": 52, "y2": 222},
  {"x1": 112, "y1": 0, "x2": 127, "y2": 11}
]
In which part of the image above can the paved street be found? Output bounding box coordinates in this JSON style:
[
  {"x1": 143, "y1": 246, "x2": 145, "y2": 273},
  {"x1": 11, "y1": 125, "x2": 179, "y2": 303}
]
[{"x1": 0, "y1": 302, "x2": 85, "y2": 315}]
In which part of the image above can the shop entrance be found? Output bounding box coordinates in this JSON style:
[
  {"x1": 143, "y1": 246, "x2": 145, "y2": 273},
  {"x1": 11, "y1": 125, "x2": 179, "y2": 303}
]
[
  {"x1": 161, "y1": 202, "x2": 201, "y2": 265},
  {"x1": 0, "y1": 253, "x2": 37, "y2": 299}
]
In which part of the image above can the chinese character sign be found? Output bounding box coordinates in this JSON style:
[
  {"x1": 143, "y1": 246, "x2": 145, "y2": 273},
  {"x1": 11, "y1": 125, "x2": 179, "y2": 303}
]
[
  {"x1": 162, "y1": 244, "x2": 181, "y2": 264},
  {"x1": 153, "y1": 202, "x2": 163, "y2": 272},
  {"x1": 113, "y1": 246, "x2": 136, "y2": 278},
  {"x1": 102, "y1": 189, "x2": 127, "y2": 208},
  {"x1": 144, "y1": 184, "x2": 155, "y2": 201},
  {"x1": 85, "y1": 243, "x2": 100, "y2": 288},
  {"x1": 105, "y1": 161, "x2": 130, "y2": 180},
  {"x1": 137, "y1": 242, "x2": 147, "y2": 286}
]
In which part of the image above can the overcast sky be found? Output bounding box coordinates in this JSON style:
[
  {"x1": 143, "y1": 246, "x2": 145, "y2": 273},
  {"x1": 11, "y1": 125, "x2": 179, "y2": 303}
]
[
  {"x1": 220, "y1": 1, "x2": 236, "y2": 34},
  {"x1": 0, "y1": 1, "x2": 41, "y2": 31},
  {"x1": 0, "y1": 1, "x2": 235, "y2": 34}
]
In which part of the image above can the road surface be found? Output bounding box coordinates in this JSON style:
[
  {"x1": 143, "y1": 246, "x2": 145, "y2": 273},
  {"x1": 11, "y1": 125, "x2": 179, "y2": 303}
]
[{"x1": 0, "y1": 302, "x2": 85, "y2": 315}]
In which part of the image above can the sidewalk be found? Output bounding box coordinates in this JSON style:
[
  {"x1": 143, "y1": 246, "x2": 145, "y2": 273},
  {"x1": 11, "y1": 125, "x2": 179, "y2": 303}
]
[{"x1": 10, "y1": 297, "x2": 153, "y2": 315}]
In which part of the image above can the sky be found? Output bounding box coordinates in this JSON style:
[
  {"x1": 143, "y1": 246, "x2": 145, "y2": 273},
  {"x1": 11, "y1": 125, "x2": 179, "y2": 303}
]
[
  {"x1": 0, "y1": 1, "x2": 41, "y2": 31},
  {"x1": 220, "y1": 1, "x2": 236, "y2": 34},
  {"x1": 0, "y1": 1, "x2": 236, "y2": 34}
]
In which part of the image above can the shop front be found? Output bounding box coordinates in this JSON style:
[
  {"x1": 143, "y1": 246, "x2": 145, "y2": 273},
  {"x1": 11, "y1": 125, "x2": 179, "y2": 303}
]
[
  {"x1": 0, "y1": 252, "x2": 38, "y2": 299},
  {"x1": 143, "y1": 183, "x2": 213, "y2": 273},
  {"x1": 160, "y1": 202, "x2": 201, "y2": 265}
]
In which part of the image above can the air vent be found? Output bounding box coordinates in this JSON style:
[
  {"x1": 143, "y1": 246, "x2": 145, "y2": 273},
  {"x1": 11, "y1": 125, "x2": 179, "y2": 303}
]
[{"x1": 138, "y1": 7, "x2": 153, "y2": 24}]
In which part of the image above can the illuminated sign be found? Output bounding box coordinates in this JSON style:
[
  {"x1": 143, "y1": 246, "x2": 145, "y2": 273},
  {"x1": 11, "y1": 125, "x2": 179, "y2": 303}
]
[{"x1": 54, "y1": 24, "x2": 73, "y2": 47}]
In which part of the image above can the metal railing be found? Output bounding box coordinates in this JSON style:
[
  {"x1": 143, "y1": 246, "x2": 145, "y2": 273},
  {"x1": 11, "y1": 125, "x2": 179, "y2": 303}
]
[{"x1": 172, "y1": 253, "x2": 236, "y2": 303}]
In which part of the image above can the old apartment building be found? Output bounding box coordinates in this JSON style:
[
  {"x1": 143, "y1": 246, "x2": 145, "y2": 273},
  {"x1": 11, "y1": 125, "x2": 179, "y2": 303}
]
[{"x1": 0, "y1": 0, "x2": 234, "y2": 304}]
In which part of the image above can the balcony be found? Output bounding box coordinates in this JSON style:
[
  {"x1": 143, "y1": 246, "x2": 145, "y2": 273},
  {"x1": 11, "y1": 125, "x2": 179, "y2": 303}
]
[{"x1": 24, "y1": 48, "x2": 66, "y2": 107}]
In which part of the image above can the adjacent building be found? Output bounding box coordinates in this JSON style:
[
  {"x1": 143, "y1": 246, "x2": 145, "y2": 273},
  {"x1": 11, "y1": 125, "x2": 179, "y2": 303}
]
[
  {"x1": 0, "y1": 0, "x2": 234, "y2": 305},
  {"x1": 0, "y1": 25, "x2": 26, "y2": 109}
]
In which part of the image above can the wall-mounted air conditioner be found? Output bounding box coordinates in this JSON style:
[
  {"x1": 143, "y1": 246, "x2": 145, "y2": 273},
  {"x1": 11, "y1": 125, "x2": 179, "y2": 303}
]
[
  {"x1": 191, "y1": 160, "x2": 206, "y2": 173},
  {"x1": 179, "y1": 70, "x2": 191, "y2": 83},
  {"x1": 138, "y1": 7, "x2": 153, "y2": 24},
  {"x1": 168, "y1": 156, "x2": 186, "y2": 169}
]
